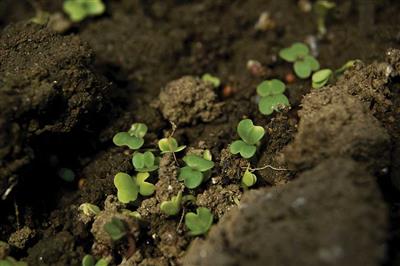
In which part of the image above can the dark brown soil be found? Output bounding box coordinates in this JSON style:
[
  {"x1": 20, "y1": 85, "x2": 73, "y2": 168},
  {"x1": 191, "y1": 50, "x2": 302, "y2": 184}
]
[{"x1": 1, "y1": 0, "x2": 400, "y2": 265}]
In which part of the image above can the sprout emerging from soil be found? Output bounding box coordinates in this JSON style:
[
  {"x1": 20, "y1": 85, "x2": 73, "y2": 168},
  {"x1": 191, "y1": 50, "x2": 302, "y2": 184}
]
[
  {"x1": 201, "y1": 73, "x2": 221, "y2": 88},
  {"x1": 185, "y1": 207, "x2": 214, "y2": 236},
  {"x1": 79, "y1": 203, "x2": 101, "y2": 217},
  {"x1": 63, "y1": 0, "x2": 105, "y2": 22},
  {"x1": 312, "y1": 69, "x2": 333, "y2": 89},
  {"x1": 230, "y1": 119, "x2": 265, "y2": 159},
  {"x1": 113, "y1": 123, "x2": 148, "y2": 150},
  {"x1": 179, "y1": 155, "x2": 214, "y2": 189},
  {"x1": 82, "y1": 255, "x2": 109, "y2": 266},
  {"x1": 0, "y1": 257, "x2": 27, "y2": 266},
  {"x1": 279, "y1": 42, "x2": 320, "y2": 78},
  {"x1": 104, "y1": 217, "x2": 127, "y2": 241},
  {"x1": 314, "y1": 0, "x2": 336, "y2": 37},
  {"x1": 160, "y1": 191, "x2": 183, "y2": 216},
  {"x1": 158, "y1": 137, "x2": 186, "y2": 154},
  {"x1": 257, "y1": 79, "x2": 290, "y2": 115},
  {"x1": 242, "y1": 167, "x2": 257, "y2": 188},
  {"x1": 58, "y1": 168, "x2": 75, "y2": 182},
  {"x1": 132, "y1": 151, "x2": 159, "y2": 172}
]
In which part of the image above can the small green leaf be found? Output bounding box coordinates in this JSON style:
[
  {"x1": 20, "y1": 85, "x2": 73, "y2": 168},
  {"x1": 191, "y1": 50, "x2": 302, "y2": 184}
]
[
  {"x1": 132, "y1": 152, "x2": 145, "y2": 169},
  {"x1": 82, "y1": 255, "x2": 95, "y2": 266},
  {"x1": 160, "y1": 191, "x2": 182, "y2": 216},
  {"x1": 114, "y1": 173, "x2": 139, "y2": 203},
  {"x1": 79, "y1": 203, "x2": 101, "y2": 216},
  {"x1": 279, "y1": 42, "x2": 309, "y2": 62},
  {"x1": 179, "y1": 167, "x2": 204, "y2": 189},
  {"x1": 58, "y1": 168, "x2": 75, "y2": 182},
  {"x1": 242, "y1": 169, "x2": 257, "y2": 187},
  {"x1": 202, "y1": 73, "x2": 221, "y2": 88},
  {"x1": 132, "y1": 152, "x2": 158, "y2": 172},
  {"x1": 85, "y1": 0, "x2": 106, "y2": 15},
  {"x1": 237, "y1": 119, "x2": 265, "y2": 145},
  {"x1": 312, "y1": 69, "x2": 333, "y2": 89},
  {"x1": 256, "y1": 79, "x2": 286, "y2": 97},
  {"x1": 229, "y1": 140, "x2": 246, "y2": 155},
  {"x1": 136, "y1": 172, "x2": 155, "y2": 196},
  {"x1": 128, "y1": 123, "x2": 148, "y2": 138},
  {"x1": 158, "y1": 137, "x2": 186, "y2": 153},
  {"x1": 104, "y1": 217, "x2": 126, "y2": 241},
  {"x1": 63, "y1": 0, "x2": 105, "y2": 22},
  {"x1": 291, "y1": 42, "x2": 310, "y2": 57},
  {"x1": 95, "y1": 258, "x2": 109, "y2": 266},
  {"x1": 185, "y1": 207, "x2": 214, "y2": 236},
  {"x1": 304, "y1": 55, "x2": 320, "y2": 71},
  {"x1": 294, "y1": 60, "x2": 312, "y2": 79},
  {"x1": 258, "y1": 94, "x2": 290, "y2": 115},
  {"x1": 238, "y1": 143, "x2": 257, "y2": 159},
  {"x1": 203, "y1": 150, "x2": 212, "y2": 161},
  {"x1": 113, "y1": 132, "x2": 144, "y2": 150},
  {"x1": 183, "y1": 155, "x2": 214, "y2": 172}
]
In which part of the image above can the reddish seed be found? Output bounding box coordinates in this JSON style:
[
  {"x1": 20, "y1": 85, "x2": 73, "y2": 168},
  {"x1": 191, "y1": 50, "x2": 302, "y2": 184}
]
[
  {"x1": 285, "y1": 73, "x2": 296, "y2": 84},
  {"x1": 222, "y1": 85, "x2": 235, "y2": 98}
]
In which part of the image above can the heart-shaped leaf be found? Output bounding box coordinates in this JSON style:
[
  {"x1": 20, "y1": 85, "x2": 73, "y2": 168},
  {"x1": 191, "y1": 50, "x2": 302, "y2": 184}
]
[
  {"x1": 312, "y1": 68, "x2": 333, "y2": 89},
  {"x1": 237, "y1": 119, "x2": 265, "y2": 145},
  {"x1": 113, "y1": 132, "x2": 144, "y2": 150},
  {"x1": 114, "y1": 173, "x2": 139, "y2": 203},
  {"x1": 304, "y1": 55, "x2": 320, "y2": 71},
  {"x1": 242, "y1": 169, "x2": 257, "y2": 187},
  {"x1": 294, "y1": 60, "x2": 312, "y2": 79},
  {"x1": 258, "y1": 94, "x2": 290, "y2": 115},
  {"x1": 185, "y1": 207, "x2": 214, "y2": 236},
  {"x1": 183, "y1": 155, "x2": 214, "y2": 172},
  {"x1": 104, "y1": 217, "x2": 126, "y2": 241},
  {"x1": 179, "y1": 166, "x2": 203, "y2": 189},
  {"x1": 158, "y1": 137, "x2": 186, "y2": 153},
  {"x1": 279, "y1": 42, "x2": 309, "y2": 62},
  {"x1": 136, "y1": 172, "x2": 155, "y2": 196},
  {"x1": 257, "y1": 79, "x2": 286, "y2": 97},
  {"x1": 160, "y1": 191, "x2": 182, "y2": 216},
  {"x1": 128, "y1": 123, "x2": 148, "y2": 138},
  {"x1": 229, "y1": 140, "x2": 257, "y2": 159}
]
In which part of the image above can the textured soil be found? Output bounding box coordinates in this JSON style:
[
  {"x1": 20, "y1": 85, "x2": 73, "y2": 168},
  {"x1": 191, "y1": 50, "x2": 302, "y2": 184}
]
[{"x1": 1, "y1": 0, "x2": 400, "y2": 266}]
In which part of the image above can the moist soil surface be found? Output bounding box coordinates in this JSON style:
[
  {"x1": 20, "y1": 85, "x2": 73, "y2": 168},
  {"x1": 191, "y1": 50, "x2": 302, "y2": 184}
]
[{"x1": 1, "y1": 0, "x2": 400, "y2": 266}]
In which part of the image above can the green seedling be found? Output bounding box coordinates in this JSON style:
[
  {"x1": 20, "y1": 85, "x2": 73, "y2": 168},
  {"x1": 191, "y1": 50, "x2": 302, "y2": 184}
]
[
  {"x1": 58, "y1": 168, "x2": 75, "y2": 182},
  {"x1": 0, "y1": 257, "x2": 27, "y2": 266},
  {"x1": 104, "y1": 217, "x2": 126, "y2": 241},
  {"x1": 82, "y1": 255, "x2": 108, "y2": 266},
  {"x1": 121, "y1": 210, "x2": 142, "y2": 219},
  {"x1": 114, "y1": 173, "x2": 139, "y2": 203},
  {"x1": 230, "y1": 119, "x2": 265, "y2": 159},
  {"x1": 185, "y1": 207, "x2": 213, "y2": 236},
  {"x1": 158, "y1": 137, "x2": 186, "y2": 154},
  {"x1": 136, "y1": 172, "x2": 156, "y2": 196},
  {"x1": 132, "y1": 151, "x2": 159, "y2": 172},
  {"x1": 279, "y1": 42, "x2": 320, "y2": 78},
  {"x1": 179, "y1": 155, "x2": 214, "y2": 189},
  {"x1": 314, "y1": 0, "x2": 336, "y2": 37},
  {"x1": 63, "y1": 0, "x2": 105, "y2": 22},
  {"x1": 79, "y1": 203, "x2": 101, "y2": 216},
  {"x1": 257, "y1": 79, "x2": 290, "y2": 115},
  {"x1": 113, "y1": 123, "x2": 148, "y2": 150},
  {"x1": 201, "y1": 73, "x2": 221, "y2": 88},
  {"x1": 160, "y1": 191, "x2": 182, "y2": 216},
  {"x1": 242, "y1": 167, "x2": 257, "y2": 188},
  {"x1": 311, "y1": 60, "x2": 359, "y2": 89}
]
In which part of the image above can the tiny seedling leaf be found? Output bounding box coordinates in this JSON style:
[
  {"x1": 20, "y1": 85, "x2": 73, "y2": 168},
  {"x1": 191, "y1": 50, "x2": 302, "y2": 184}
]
[
  {"x1": 82, "y1": 255, "x2": 95, "y2": 266},
  {"x1": 113, "y1": 132, "x2": 144, "y2": 150},
  {"x1": 229, "y1": 140, "x2": 257, "y2": 159},
  {"x1": 183, "y1": 155, "x2": 214, "y2": 172},
  {"x1": 202, "y1": 73, "x2": 221, "y2": 88},
  {"x1": 185, "y1": 207, "x2": 214, "y2": 236},
  {"x1": 242, "y1": 169, "x2": 257, "y2": 187},
  {"x1": 128, "y1": 123, "x2": 148, "y2": 138},
  {"x1": 294, "y1": 60, "x2": 312, "y2": 78},
  {"x1": 158, "y1": 137, "x2": 186, "y2": 153},
  {"x1": 258, "y1": 94, "x2": 290, "y2": 115},
  {"x1": 256, "y1": 79, "x2": 286, "y2": 97},
  {"x1": 237, "y1": 119, "x2": 265, "y2": 145},
  {"x1": 160, "y1": 191, "x2": 182, "y2": 216},
  {"x1": 279, "y1": 42, "x2": 309, "y2": 62},
  {"x1": 79, "y1": 203, "x2": 101, "y2": 216},
  {"x1": 104, "y1": 217, "x2": 126, "y2": 241},
  {"x1": 63, "y1": 0, "x2": 105, "y2": 22},
  {"x1": 312, "y1": 68, "x2": 333, "y2": 89},
  {"x1": 136, "y1": 172, "x2": 155, "y2": 196},
  {"x1": 179, "y1": 166, "x2": 204, "y2": 189},
  {"x1": 114, "y1": 173, "x2": 139, "y2": 203}
]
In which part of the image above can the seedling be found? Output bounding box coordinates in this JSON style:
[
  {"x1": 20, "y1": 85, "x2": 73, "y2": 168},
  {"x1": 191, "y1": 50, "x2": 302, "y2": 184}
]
[
  {"x1": 79, "y1": 203, "x2": 101, "y2": 216},
  {"x1": 242, "y1": 167, "x2": 257, "y2": 188},
  {"x1": 178, "y1": 155, "x2": 214, "y2": 189},
  {"x1": 160, "y1": 191, "x2": 182, "y2": 216},
  {"x1": 82, "y1": 255, "x2": 108, "y2": 266},
  {"x1": 104, "y1": 217, "x2": 126, "y2": 241},
  {"x1": 257, "y1": 79, "x2": 290, "y2": 115},
  {"x1": 114, "y1": 173, "x2": 139, "y2": 203},
  {"x1": 229, "y1": 119, "x2": 265, "y2": 159},
  {"x1": 136, "y1": 172, "x2": 156, "y2": 196},
  {"x1": 158, "y1": 137, "x2": 186, "y2": 154},
  {"x1": 201, "y1": 73, "x2": 221, "y2": 88},
  {"x1": 185, "y1": 207, "x2": 213, "y2": 236},
  {"x1": 279, "y1": 42, "x2": 320, "y2": 78},
  {"x1": 314, "y1": 0, "x2": 336, "y2": 37},
  {"x1": 63, "y1": 0, "x2": 105, "y2": 22},
  {"x1": 121, "y1": 209, "x2": 142, "y2": 219},
  {"x1": 113, "y1": 123, "x2": 147, "y2": 150},
  {"x1": 132, "y1": 151, "x2": 159, "y2": 172},
  {"x1": 311, "y1": 69, "x2": 333, "y2": 89}
]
